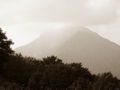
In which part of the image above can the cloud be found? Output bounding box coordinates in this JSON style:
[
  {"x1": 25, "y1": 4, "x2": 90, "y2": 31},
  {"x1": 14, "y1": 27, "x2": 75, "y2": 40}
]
[
  {"x1": 2, "y1": 22, "x2": 69, "y2": 48},
  {"x1": 0, "y1": 0, "x2": 120, "y2": 47},
  {"x1": 0, "y1": 0, "x2": 119, "y2": 26},
  {"x1": 21, "y1": 0, "x2": 119, "y2": 25}
]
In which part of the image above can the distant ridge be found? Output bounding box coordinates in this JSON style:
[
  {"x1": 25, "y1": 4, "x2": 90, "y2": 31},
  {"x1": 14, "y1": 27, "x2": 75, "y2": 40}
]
[{"x1": 16, "y1": 27, "x2": 120, "y2": 77}]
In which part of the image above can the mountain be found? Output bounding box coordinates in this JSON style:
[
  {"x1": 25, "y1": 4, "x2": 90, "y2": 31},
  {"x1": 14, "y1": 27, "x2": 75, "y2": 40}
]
[
  {"x1": 15, "y1": 27, "x2": 80, "y2": 57},
  {"x1": 16, "y1": 27, "x2": 120, "y2": 77}
]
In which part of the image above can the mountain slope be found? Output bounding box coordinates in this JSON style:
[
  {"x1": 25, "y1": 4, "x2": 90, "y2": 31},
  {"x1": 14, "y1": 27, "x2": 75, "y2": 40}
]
[
  {"x1": 16, "y1": 27, "x2": 80, "y2": 57},
  {"x1": 16, "y1": 28, "x2": 120, "y2": 77},
  {"x1": 55, "y1": 29, "x2": 120, "y2": 76}
]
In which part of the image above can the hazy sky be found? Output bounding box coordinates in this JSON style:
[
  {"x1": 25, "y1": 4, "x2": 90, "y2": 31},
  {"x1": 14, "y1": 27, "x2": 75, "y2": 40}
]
[{"x1": 0, "y1": 0, "x2": 120, "y2": 48}]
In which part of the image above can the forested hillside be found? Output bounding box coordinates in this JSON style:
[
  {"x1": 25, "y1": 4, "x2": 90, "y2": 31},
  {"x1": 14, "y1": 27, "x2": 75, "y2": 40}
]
[{"x1": 0, "y1": 28, "x2": 120, "y2": 90}]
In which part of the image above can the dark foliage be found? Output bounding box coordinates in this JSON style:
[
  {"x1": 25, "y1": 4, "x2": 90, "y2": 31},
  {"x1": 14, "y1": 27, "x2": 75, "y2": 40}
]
[
  {"x1": 0, "y1": 28, "x2": 120, "y2": 90},
  {"x1": 0, "y1": 28, "x2": 14, "y2": 74}
]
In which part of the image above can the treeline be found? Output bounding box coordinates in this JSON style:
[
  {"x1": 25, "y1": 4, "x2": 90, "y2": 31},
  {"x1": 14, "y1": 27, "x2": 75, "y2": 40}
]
[
  {"x1": 0, "y1": 28, "x2": 120, "y2": 90},
  {"x1": 1, "y1": 55, "x2": 120, "y2": 90}
]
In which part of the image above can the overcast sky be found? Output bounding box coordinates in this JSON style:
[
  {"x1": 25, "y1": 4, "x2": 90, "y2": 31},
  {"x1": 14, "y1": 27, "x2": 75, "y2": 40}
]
[{"x1": 0, "y1": 0, "x2": 120, "y2": 48}]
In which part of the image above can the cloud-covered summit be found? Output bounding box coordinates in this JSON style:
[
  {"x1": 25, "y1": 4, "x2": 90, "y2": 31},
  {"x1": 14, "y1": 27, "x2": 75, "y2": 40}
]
[{"x1": 0, "y1": 0, "x2": 120, "y2": 48}]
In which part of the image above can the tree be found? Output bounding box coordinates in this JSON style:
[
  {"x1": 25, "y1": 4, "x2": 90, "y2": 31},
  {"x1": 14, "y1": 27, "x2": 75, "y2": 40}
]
[
  {"x1": 0, "y1": 28, "x2": 14, "y2": 71},
  {"x1": 43, "y1": 56, "x2": 62, "y2": 66},
  {"x1": 0, "y1": 28, "x2": 13, "y2": 53},
  {"x1": 92, "y1": 72, "x2": 120, "y2": 90}
]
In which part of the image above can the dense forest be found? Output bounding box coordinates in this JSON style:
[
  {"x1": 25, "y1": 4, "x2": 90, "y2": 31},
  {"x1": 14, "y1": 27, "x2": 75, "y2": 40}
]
[{"x1": 0, "y1": 28, "x2": 120, "y2": 90}]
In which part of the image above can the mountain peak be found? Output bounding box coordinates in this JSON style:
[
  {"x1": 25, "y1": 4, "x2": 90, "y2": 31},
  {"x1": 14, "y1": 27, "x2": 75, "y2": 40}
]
[{"x1": 16, "y1": 27, "x2": 120, "y2": 77}]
